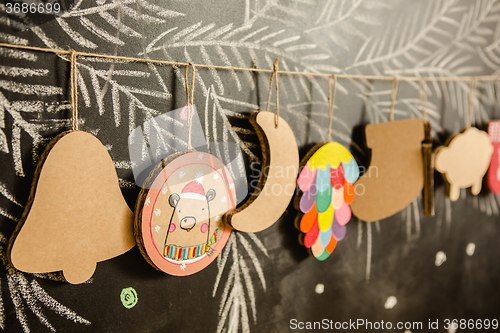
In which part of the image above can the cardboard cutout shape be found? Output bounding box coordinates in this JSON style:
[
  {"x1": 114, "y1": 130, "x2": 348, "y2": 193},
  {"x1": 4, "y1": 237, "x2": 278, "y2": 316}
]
[
  {"x1": 295, "y1": 142, "x2": 359, "y2": 261},
  {"x1": 488, "y1": 121, "x2": 500, "y2": 194},
  {"x1": 435, "y1": 127, "x2": 493, "y2": 201},
  {"x1": 350, "y1": 118, "x2": 425, "y2": 222},
  {"x1": 224, "y1": 111, "x2": 299, "y2": 232},
  {"x1": 9, "y1": 131, "x2": 135, "y2": 284},
  {"x1": 135, "y1": 151, "x2": 236, "y2": 276}
]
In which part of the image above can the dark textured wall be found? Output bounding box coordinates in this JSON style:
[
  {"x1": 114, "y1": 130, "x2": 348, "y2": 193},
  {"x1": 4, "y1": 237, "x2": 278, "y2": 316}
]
[{"x1": 1, "y1": 0, "x2": 500, "y2": 332}]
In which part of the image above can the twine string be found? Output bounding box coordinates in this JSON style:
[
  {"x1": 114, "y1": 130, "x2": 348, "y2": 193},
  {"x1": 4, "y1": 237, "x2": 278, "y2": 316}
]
[
  {"x1": 0, "y1": 43, "x2": 499, "y2": 82},
  {"x1": 327, "y1": 74, "x2": 337, "y2": 142},
  {"x1": 0, "y1": 42, "x2": 499, "y2": 132},
  {"x1": 419, "y1": 78, "x2": 428, "y2": 122},
  {"x1": 467, "y1": 77, "x2": 477, "y2": 128},
  {"x1": 69, "y1": 50, "x2": 78, "y2": 131},
  {"x1": 266, "y1": 58, "x2": 280, "y2": 128},
  {"x1": 389, "y1": 77, "x2": 399, "y2": 122},
  {"x1": 184, "y1": 63, "x2": 196, "y2": 151}
]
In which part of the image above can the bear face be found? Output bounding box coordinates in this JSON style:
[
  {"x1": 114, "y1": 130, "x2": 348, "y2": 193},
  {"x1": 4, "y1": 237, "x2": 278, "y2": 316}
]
[{"x1": 165, "y1": 189, "x2": 216, "y2": 247}]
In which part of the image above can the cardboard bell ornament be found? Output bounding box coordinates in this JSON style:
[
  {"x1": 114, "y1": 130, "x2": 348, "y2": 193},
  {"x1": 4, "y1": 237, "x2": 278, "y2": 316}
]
[
  {"x1": 8, "y1": 131, "x2": 135, "y2": 284},
  {"x1": 8, "y1": 55, "x2": 135, "y2": 284}
]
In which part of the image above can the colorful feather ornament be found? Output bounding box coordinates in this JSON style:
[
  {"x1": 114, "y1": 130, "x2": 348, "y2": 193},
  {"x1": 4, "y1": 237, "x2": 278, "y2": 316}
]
[{"x1": 296, "y1": 142, "x2": 359, "y2": 261}]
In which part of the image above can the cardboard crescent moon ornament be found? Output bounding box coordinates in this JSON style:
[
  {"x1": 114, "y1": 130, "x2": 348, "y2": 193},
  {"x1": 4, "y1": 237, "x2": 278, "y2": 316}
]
[
  {"x1": 223, "y1": 111, "x2": 299, "y2": 232},
  {"x1": 135, "y1": 151, "x2": 236, "y2": 276},
  {"x1": 350, "y1": 118, "x2": 425, "y2": 222},
  {"x1": 435, "y1": 127, "x2": 493, "y2": 201},
  {"x1": 8, "y1": 131, "x2": 135, "y2": 284},
  {"x1": 487, "y1": 121, "x2": 500, "y2": 194},
  {"x1": 295, "y1": 142, "x2": 359, "y2": 261}
]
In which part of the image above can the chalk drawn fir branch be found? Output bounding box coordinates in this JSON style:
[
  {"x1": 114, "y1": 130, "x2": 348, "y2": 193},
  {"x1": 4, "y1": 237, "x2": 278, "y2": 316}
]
[
  {"x1": 141, "y1": 22, "x2": 338, "y2": 87},
  {"x1": 0, "y1": 87, "x2": 69, "y2": 177},
  {"x1": 0, "y1": 233, "x2": 91, "y2": 333},
  {"x1": 348, "y1": 0, "x2": 500, "y2": 129},
  {"x1": 472, "y1": 192, "x2": 500, "y2": 216},
  {"x1": 242, "y1": 0, "x2": 317, "y2": 27},
  {"x1": 75, "y1": 58, "x2": 174, "y2": 128},
  {"x1": 305, "y1": 0, "x2": 388, "y2": 55},
  {"x1": 346, "y1": 0, "x2": 466, "y2": 72},
  {"x1": 56, "y1": 0, "x2": 184, "y2": 50},
  {"x1": 213, "y1": 232, "x2": 268, "y2": 333},
  {"x1": 140, "y1": 22, "x2": 342, "y2": 165}
]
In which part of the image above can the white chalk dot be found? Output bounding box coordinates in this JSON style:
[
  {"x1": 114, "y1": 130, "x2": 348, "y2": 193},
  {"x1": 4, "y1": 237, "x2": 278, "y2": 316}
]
[
  {"x1": 435, "y1": 251, "x2": 447, "y2": 266},
  {"x1": 466, "y1": 242, "x2": 475, "y2": 256},
  {"x1": 384, "y1": 296, "x2": 397, "y2": 309},
  {"x1": 315, "y1": 283, "x2": 324, "y2": 294}
]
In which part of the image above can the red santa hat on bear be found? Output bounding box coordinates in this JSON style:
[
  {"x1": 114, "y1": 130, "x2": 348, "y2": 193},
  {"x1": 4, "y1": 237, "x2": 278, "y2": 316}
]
[{"x1": 180, "y1": 181, "x2": 206, "y2": 201}]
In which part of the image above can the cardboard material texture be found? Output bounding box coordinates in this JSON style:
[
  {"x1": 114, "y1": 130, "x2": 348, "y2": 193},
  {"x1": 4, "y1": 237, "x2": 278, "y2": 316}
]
[
  {"x1": 487, "y1": 121, "x2": 500, "y2": 194},
  {"x1": 135, "y1": 151, "x2": 236, "y2": 276},
  {"x1": 295, "y1": 142, "x2": 359, "y2": 261},
  {"x1": 350, "y1": 118, "x2": 425, "y2": 222},
  {"x1": 435, "y1": 127, "x2": 493, "y2": 201},
  {"x1": 423, "y1": 122, "x2": 435, "y2": 216},
  {"x1": 224, "y1": 111, "x2": 299, "y2": 233},
  {"x1": 8, "y1": 131, "x2": 135, "y2": 284}
]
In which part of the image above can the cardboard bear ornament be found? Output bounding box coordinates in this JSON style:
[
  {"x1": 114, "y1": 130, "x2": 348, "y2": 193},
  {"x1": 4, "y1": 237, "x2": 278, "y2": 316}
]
[
  {"x1": 8, "y1": 131, "x2": 135, "y2": 284},
  {"x1": 435, "y1": 127, "x2": 493, "y2": 201},
  {"x1": 350, "y1": 118, "x2": 425, "y2": 222},
  {"x1": 135, "y1": 151, "x2": 236, "y2": 276},
  {"x1": 295, "y1": 142, "x2": 359, "y2": 261}
]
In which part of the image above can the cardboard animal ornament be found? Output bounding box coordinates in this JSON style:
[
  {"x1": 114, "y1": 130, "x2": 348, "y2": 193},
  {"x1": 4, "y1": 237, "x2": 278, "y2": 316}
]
[
  {"x1": 8, "y1": 131, "x2": 135, "y2": 284},
  {"x1": 223, "y1": 111, "x2": 299, "y2": 232},
  {"x1": 350, "y1": 118, "x2": 425, "y2": 222},
  {"x1": 135, "y1": 151, "x2": 236, "y2": 276},
  {"x1": 435, "y1": 127, "x2": 493, "y2": 201},
  {"x1": 295, "y1": 142, "x2": 359, "y2": 261},
  {"x1": 487, "y1": 121, "x2": 500, "y2": 194}
]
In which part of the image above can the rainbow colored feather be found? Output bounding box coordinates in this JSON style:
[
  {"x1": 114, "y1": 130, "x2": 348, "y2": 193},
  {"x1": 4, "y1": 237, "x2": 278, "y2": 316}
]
[{"x1": 297, "y1": 142, "x2": 359, "y2": 261}]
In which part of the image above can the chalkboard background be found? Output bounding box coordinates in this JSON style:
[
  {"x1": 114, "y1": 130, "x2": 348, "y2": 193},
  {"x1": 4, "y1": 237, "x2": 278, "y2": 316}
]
[{"x1": 1, "y1": 0, "x2": 500, "y2": 332}]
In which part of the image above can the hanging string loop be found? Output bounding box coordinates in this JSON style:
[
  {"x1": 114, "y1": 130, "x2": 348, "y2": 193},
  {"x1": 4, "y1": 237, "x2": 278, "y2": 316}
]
[
  {"x1": 69, "y1": 50, "x2": 78, "y2": 131},
  {"x1": 389, "y1": 77, "x2": 399, "y2": 122},
  {"x1": 467, "y1": 77, "x2": 477, "y2": 128},
  {"x1": 184, "y1": 63, "x2": 196, "y2": 151},
  {"x1": 419, "y1": 78, "x2": 428, "y2": 122},
  {"x1": 327, "y1": 74, "x2": 337, "y2": 142},
  {"x1": 266, "y1": 58, "x2": 280, "y2": 128}
]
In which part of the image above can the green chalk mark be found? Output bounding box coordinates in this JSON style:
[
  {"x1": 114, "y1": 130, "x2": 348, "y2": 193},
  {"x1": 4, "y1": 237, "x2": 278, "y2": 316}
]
[{"x1": 120, "y1": 287, "x2": 138, "y2": 309}]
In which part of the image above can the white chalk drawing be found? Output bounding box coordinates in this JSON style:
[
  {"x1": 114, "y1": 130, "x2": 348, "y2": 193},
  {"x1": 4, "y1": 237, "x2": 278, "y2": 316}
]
[
  {"x1": 0, "y1": 233, "x2": 90, "y2": 332},
  {"x1": 1, "y1": 0, "x2": 500, "y2": 331},
  {"x1": 212, "y1": 232, "x2": 268, "y2": 333}
]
